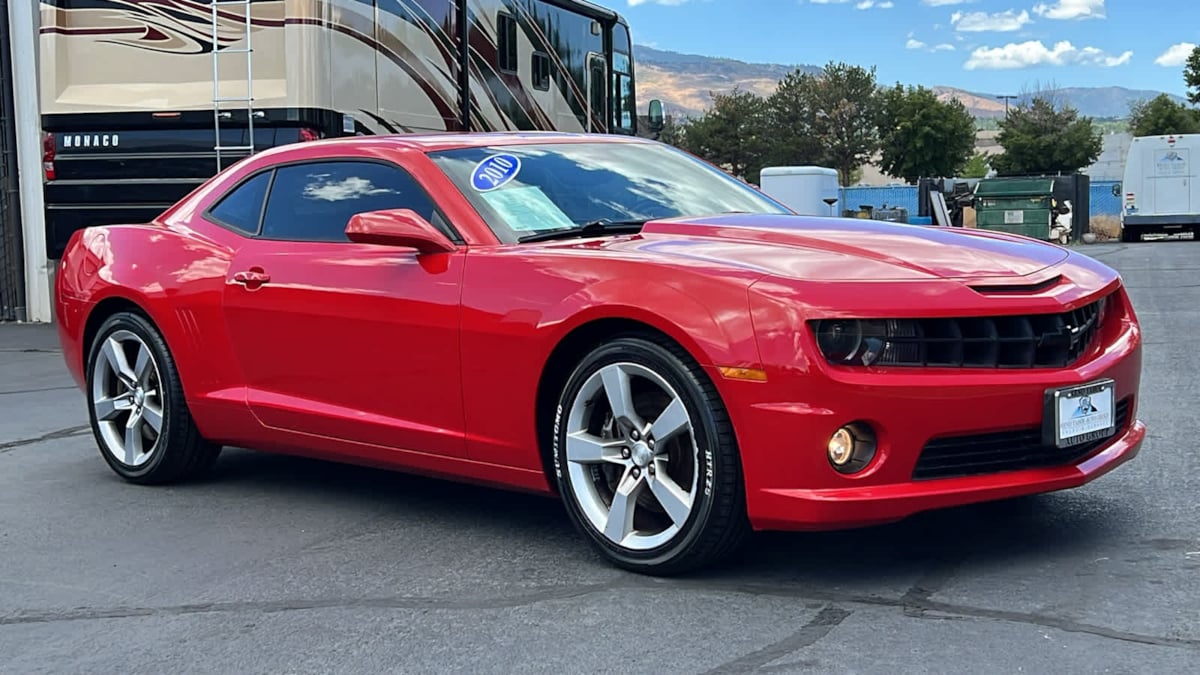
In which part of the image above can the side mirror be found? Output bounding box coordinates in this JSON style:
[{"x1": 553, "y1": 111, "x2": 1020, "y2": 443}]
[
  {"x1": 345, "y1": 209, "x2": 456, "y2": 254},
  {"x1": 647, "y1": 99, "x2": 664, "y2": 133}
]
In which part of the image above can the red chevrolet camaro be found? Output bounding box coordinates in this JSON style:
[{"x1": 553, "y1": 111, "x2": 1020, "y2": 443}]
[{"x1": 55, "y1": 133, "x2": 1145, "y2": 574}]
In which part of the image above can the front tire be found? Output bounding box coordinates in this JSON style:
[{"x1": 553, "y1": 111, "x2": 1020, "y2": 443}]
[
  {"x1": 86, "y1": 312, "x2": 221, "y2": 484},
  {"x1": 552, "y1": 335, "x2": 748, "y2": 575}
]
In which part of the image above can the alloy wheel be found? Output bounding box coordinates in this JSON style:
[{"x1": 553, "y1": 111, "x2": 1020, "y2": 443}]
[
  {"x1": 90, "y1": 330, "x2": 165, "y2": 467},
  {"x1": 564, "y1": 362, "x2": 700, "y2": 550}
]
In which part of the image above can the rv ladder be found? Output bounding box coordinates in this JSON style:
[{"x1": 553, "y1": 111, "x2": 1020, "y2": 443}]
[{"x1": 210, "y1": 0, "x2": 257, "y2": 171}]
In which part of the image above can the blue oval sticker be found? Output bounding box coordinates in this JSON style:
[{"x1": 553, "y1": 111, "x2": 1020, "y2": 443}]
[{"x1": 471, "y1": 154, "x2": 522, "y2": 192}]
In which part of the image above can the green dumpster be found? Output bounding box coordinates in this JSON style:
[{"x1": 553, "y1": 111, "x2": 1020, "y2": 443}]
[{"x1": 973, "y1": 178, "x2": 1055, "y2": 240}]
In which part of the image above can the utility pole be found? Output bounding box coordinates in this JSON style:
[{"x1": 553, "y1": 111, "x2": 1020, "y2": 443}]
[{"x1": 997, "y1": 94, "x2": 1018, "y2": 116}]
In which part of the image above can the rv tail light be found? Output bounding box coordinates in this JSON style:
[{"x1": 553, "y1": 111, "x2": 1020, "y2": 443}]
[
  {"x1": 42, "y1": 132, "x2": 56, "y2": 181},
  {"x1": 298, "y1": 127, "x2": 320, "y2": 142}
]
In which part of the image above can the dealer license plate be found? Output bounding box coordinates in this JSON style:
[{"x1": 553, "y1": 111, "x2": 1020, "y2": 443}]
[{"x1": 1045, "y1": 379, "x2": 1116, "y2": 448}]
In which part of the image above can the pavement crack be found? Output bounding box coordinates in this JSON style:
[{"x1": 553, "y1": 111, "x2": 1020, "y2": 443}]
[
  {"x1": 898, "y1": 555, "x2": 966, "y2": 618},
  {"x1": 0, "y1": 581, "x2": 631, "y2": 626},
  {"x1": 0, "y1": 385, "x2": 78, "y2": 396},
  {"x1": 914, "y1": 598, "x2": 1200, "y2": 650},
  {"x1": 0, "y1": 426, "x2": 92, "y2": 453},
  {"x1": 0, "y1": 348, "x2": 60, "y2": 354},
  {"x1": 702, "y1": 605, "x2": 852, "y2": 674},
  {"x1": 674, "y1": 580, "x2": 1200, "y2": 651}
]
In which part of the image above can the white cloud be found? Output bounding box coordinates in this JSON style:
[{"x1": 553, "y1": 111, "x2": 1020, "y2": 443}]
[
  {"x1": 1032, "y1": 0, "x2": 1105, "y2": 20},
  {"x1": 922, "y1": 0, "x2": 971, "y2": 5},
  {"x1": 907, "y1": 37, "x2": 957, "y2": 53},
  {"x1": 1155, "y1": 43, "x2": 1197, "y2": 67},
  {"x1": 856, "y1": 0, "x2": 894, "y2": 8},
  {"x1": 964, "y1": 39, "x2": 1131, "y2": 70},
  {"x1": 808, "y1": 0, "x2": 854, "y2": 4},
  {"x1": 951, "y1": 9, "x2": 1031, "y2": 32}
]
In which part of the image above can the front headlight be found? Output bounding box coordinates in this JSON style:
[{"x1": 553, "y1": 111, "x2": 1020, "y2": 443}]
[{"x1": 814, "y1": 319, "x2": 887, "y2": 365}]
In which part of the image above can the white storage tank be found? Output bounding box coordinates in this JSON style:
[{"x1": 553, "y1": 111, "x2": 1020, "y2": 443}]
[{"x1": 759, "y1": 166, "x2": 840, "y2": 216}]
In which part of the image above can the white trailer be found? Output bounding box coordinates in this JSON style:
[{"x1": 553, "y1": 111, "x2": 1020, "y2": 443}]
[
  {"x1": 1120, "y1": 133, "x2": 1200, "y2": 242},
  {"x1": 759, "y1": 166, "x2": 840, "y2": 216}
]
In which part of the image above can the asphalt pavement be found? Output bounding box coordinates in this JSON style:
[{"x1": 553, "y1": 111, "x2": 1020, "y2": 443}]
[{"x1": 2, "y1": 241, "x2": 1198, "y2": 674}]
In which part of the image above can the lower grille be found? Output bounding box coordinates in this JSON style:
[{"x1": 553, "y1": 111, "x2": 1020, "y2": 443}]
[{"x1": 913, "y1": 397, "x2": 1132, "y2": 481}]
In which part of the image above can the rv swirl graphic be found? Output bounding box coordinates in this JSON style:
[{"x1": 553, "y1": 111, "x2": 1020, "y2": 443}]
[{"x1": 40, "y1": 0, "x2": 284, "y2": 54}]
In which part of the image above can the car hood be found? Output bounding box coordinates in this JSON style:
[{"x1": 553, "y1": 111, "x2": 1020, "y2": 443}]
[{"x1": 610, "y1": 214, "x2": 1072, "y2": 282}]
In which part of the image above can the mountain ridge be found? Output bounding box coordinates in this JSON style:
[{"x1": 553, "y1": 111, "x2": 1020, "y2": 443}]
[{"x1": 634, "y1": 45, "x2": 1185, "y2": 120}]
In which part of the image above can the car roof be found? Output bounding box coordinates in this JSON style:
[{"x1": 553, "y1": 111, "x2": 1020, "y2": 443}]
[{"x1": 300, "y1": 131, "x2": 654, "y2": 154}]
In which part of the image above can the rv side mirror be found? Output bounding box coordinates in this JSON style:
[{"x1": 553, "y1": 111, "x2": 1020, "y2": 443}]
[{"x1": 647, "y1": 99, "x2": 664, "y2": 133}]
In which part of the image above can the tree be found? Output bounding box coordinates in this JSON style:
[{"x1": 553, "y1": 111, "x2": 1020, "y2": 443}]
[
  {"x1": 990, "y1": 97, "x2": 1103, "y2": 176},
  {"x1": 675, "y1": 89, "x2": 771, "y2": 183},
  {"x1": 765, "y1": 69, "x2": 825, "y2": 168},
  {"x1": 655, "y1": 114, "x2": 689, "y2": 147},
  {"x1": 1128, "y1": 94, "x2": 1200, "y2": 137},
  {"x1": 875, "y1": 84, "x2": 976, "y2": 183},
  {"x1": 1186, "y1": 46, "x2": 1200, "y2": 106},
  {"x1": 961, "y1": 152, "x2": 992, "y2": 179},
  {"x1": 804, "y1": 62, "x2": 881, "y2": 186}
]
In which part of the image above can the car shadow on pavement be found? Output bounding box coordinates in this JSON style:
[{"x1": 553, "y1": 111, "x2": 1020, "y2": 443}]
[
  {"x1": 201, "y1": 447, "x2": 1135, "y2": 583},
  {"x1": 711, "y1": 490, "x2": 1133, "y2": 585}
]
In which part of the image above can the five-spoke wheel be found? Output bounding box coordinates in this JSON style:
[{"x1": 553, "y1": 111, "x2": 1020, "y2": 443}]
[
  {"x1": 86, "y1": 312, "x2": 221, "y2": 484},
  {"x1": 563, "y1": 362, "x2": 700, "y2": 551},
  {"x1": 91, "y1": 329, "x2": 165, "y2": 468},
  {"x1": 554, "y1": 335, "x2": 747, "y2": 575}
]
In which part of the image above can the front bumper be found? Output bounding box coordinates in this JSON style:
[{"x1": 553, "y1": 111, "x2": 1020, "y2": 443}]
[
  {"x1": 729, "y1": 281, "x2": 1144, "y2": 532},
  {"x1": 750, "y1": 419, "x2": 1144, "y2": 531}
]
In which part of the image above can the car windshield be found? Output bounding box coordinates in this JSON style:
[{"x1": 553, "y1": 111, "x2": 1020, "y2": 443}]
[{"x1": 427, "y1": 141, "x2": 791, "y2": 243}]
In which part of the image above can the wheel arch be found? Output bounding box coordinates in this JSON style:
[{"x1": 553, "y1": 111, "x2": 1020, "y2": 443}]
[
  {"x1": 83, "y1": 296, "x2": 155, "y2": 359},
  {"x1": 80, "y1": 293, "x2": 194, "y2": 397},
  {"x1": 533, "y1": 315, "x2": 724, "y2": 493}
]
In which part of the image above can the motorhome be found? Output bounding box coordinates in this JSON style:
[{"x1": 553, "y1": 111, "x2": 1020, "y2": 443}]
[
  {"x1": 39, "y1": 0, "x2": 658, "y2": 258},
  {"x1": 1120, "y1": 134, "x2": 1200, "y2": 242}
]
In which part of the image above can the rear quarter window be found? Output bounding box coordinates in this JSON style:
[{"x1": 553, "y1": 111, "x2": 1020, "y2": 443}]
[{"x1": 207, "y1": 171, "x2": 271, "y2": 234}]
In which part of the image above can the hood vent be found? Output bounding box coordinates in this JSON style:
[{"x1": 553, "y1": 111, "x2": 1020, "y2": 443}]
[{"x1": 968, "y1": 275, "x2": 1064, "y2": 295}]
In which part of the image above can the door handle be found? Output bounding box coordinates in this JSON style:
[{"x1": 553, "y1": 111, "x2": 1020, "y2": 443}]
[{"x1": 233, "y1": 269, "x2": 271, "y2": 287}]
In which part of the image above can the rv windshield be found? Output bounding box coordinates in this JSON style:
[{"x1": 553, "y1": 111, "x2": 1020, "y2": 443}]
[{"x1": 428, "y1": 142, "x2": 790, "y2": 244}]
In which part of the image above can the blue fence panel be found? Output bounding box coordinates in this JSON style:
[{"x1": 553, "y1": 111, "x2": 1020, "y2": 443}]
[
  {"x1": 1090, "y1": 180, "x2": 1121, "y2": 217},
  {"x1": 841, "y1": 186, "x2": 918, "y2": 214}
]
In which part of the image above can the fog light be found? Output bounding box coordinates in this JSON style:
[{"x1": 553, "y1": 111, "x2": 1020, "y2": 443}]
[
  {"x1": 826, "y1": 423, "x2": 878, "y2": 474},
  {"x1": 828, "y1": 428, "x2": 855, "y2": 466}
]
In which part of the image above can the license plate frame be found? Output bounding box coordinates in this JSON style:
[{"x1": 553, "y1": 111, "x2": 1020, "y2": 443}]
[{"x1": 1042, "y1": 379, "x2": 1117, "y2": 449}]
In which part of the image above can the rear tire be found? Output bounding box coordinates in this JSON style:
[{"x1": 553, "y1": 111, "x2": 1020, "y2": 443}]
[
  {"x1": 552, "y1": 335, "x2": 748, "y2": 575},
  {"x1": 85, "y1": 312, "x2": 222, "y2": 485},
  {"x1": 1121, "y1": 227, "x2": 1140, "y2": 243}
]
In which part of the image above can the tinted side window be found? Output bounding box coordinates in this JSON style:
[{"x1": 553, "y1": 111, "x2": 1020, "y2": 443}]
[
  {"x1": 532, "y1": 52, "x2": 550, "y2": 91},
  {"x1": 259, "y1": 162, "x2": 439, "y2": 242},
  {"x1": 497, "y1": 13, "x2": 517, "y2": 72},
  {"x1": 208, "y1": 171, "x2": 271, "y2": 233}
]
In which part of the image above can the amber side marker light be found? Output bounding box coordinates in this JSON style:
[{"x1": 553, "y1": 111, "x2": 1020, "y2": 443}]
[{"x1": 718, "y1": 367, "x2": 768, "y2": 382}]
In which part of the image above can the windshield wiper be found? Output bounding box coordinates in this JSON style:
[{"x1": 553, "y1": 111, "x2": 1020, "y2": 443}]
[{"x1": 518, "y1": 219, "x2": 648, "y2": 243}]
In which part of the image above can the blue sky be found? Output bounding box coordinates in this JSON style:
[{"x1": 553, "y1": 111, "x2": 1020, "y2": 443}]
[{"x1": 622, "y1": 0, "x2": 1199, "y2": 95}]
